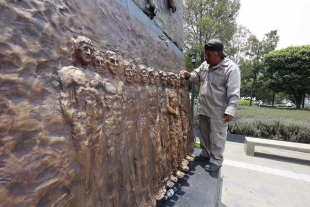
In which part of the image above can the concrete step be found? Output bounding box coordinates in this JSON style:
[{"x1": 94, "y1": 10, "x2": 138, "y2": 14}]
[{"x1": 156, "y1": 148, "x2": 221, "y2": 207}]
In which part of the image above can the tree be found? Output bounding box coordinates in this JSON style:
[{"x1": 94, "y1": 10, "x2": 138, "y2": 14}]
[
  {"x1": 228, "y1": 25, "x2": 253, "y2": 64},
  {"x1": 264, "y1": 45, "x2": 310, "y2": 109},
  {"x1": 184, "y1": 0, "x2": 240, "y2": 65},
  {"x1": 183, "y1": 0, "x2": 240, "y2": 99},
  {"x1": 245, "y1": 30, "x2": 279, "y2": 106}
]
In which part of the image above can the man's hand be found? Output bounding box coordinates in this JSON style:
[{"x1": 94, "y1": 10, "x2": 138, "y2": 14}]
[
  {"x1": 223, "y1": 114, "x2": 234, "y2": 122},
  {"x1": 179, "y1": 70, "x2": 191, "y2": 79}
]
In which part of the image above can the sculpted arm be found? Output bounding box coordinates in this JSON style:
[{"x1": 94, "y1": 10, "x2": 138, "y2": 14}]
[
  {"x1": 58, "y1": 66, "x2": 76, "y2": 124},
  {"x1": 166, "y1": 90, "x2": 177, "y2": 115}
]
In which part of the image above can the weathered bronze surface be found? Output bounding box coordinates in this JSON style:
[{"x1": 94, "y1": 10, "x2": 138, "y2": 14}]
[
  {"x1": 0, "y1": 0, "x2": 194, "y2": 206},
  {"x1": 132, "y1": 0, "x2": 183, "y2": 49}
]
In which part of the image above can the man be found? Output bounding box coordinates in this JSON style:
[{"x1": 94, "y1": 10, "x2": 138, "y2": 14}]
[{"x1": 180, "y1": 39, "x2": 240, "y2": 172}]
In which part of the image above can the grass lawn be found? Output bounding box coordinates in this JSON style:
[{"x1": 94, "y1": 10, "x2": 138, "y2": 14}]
[{"x1": 233, "y1": 106, "x2": 310, "y2": 126}]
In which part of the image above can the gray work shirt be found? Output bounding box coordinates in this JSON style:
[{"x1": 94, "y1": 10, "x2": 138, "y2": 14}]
[{"x1": 189, "y1": 58, "x2": 241, "y2": 119}]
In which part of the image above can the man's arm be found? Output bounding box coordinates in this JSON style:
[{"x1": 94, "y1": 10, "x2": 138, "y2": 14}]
[
  {"x1": 225, "y1": 65, "x2": 241, "y2": 118},
  {"x1": 179, "y1": 62, "x2": 206, "y2": 82}
]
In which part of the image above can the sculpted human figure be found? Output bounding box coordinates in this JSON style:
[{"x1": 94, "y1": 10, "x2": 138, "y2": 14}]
[
  {"x1": 122, "y1": 60, "x2": 139, "y2": 205},
  {"x1": 147, "y1": 68, "x2": 159, "y2": 130},
  {"x1": 138, "y1": 64, "x2": 151, "y2": 197},
  {"x1": 147, "y1": 68, "x2": 163, "y2": 197},
  {"x1": 179, "y1": 78, "x2": 195, "y2": 162},
  {"x1": 102, "y1": 50, "x2": 123, "y2": 136},
  {"x1": 158, "y1": 70, "x2": 172, "y2": 180},
  {"x1": 166, "y1": 72, "x2": 186, "y2": 178},
  {"x1": 159, "y1": 70, "x2": 169, "y2": 149},
  {"x1": 136, "y1": 64, "x2": 152, "y2": 204},
  {"x1": 58, "y1": 36, "x2": 105, "y2": 206},
  {"x1": 102, "y1": 50, "x2": 124, "y2": 207},
  {"x1": 175, "y1": 74, "x2": 190, "y2": 171}
]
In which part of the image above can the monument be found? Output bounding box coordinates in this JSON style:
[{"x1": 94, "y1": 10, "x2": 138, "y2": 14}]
[{"x1": 0, "y1": 0, "x2": 194, "y2": 206}]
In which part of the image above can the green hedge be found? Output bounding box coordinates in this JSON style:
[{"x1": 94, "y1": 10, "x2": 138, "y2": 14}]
[
  {"x1": 228, "y1": 107, "x2": 310, "y2": 143},
  {"x1": 239, "y1": 99, "x2": 251, "y2": 106},
  {"x1": 192, "y1": 105, "x2": 310, "y2": 144}
]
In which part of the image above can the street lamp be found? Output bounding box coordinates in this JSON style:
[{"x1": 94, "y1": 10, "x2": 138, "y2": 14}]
[{"x1": 188, "y1": 49, "x2": 197, "y2": 120}]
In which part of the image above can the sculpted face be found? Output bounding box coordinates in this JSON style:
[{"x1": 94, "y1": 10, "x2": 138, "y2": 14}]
[
  {"x1": 139, "y1": 65, "x2": 148, "y2": 83},
  {"x1": 181, "y1": 78, "x2": 187, "y2": 88},
  {"x1": 106, "y1": 51, "x2": 119, "y2": 75},
  {"x1": 168, "y1": 73, "x2": 176, "y2": 86},
  {"x1": 124, "y1": 61, "x2": 134, "y2": 83},
  {"x1": 148, "y1": 69, "x2": 155, "y2": 84},
  {"x1": 154, "y1": 72, "x2": 160, "y2": 86},
  {"x1": 160, "y1": 72, "x2": 168, "y2": 85},
  {"x1": 94, "y1": 51, "x2": 105, "y2": 74},
  {"x1": 77, "y1": 42, "x2": 94, "y2": 65},
  {"x1": 176, "y1": 74, "x2": 181, "y2": 87},
  {"x1": 133, "y1": 67, "x2": 140, "y2": 82}
]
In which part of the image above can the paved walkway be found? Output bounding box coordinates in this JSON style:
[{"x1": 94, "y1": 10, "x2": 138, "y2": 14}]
[{"x1": 220, "y1": 134, "x2": 310, "y2": 207}]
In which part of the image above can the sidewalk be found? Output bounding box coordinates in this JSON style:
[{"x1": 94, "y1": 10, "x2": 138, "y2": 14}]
[{"x1": 220, "y1": 134, "x2": 310, "y2": 207}]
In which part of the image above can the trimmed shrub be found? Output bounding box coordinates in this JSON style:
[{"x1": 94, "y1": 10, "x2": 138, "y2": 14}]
[
  {"x1": 228, "y1": 106, "x2": 310, "y2": 143},
  {"x1": 239, "y1": 99, "x2": 251, "y2": 106}
]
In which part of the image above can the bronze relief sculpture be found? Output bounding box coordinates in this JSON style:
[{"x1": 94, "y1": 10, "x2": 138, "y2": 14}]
[
  {"x1": 58, "y1": 36, "x2": 106, "y2": 206},
  {"x1": 57, "y1": 35, "x2": 193, "y2": 206}
]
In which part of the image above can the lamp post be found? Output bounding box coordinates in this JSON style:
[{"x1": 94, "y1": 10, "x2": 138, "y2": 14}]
[{"x1": 189, "y1": 49, "x2": 197, "y2": 120}]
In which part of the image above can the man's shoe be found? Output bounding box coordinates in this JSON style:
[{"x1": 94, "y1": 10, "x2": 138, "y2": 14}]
[
  {"x1": 205, "y1": 163, "x2": 221, "y2": 172},
  {"x1": 194, "y1": 154, "x2": 209, "y2": 161}
]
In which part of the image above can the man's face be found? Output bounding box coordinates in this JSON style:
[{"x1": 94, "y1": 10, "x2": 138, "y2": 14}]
[
  {"x1": 77, "y1": 42, "x2": 94, "y2": 64},
  {"x1": 205, "y1": 50, "x2": 222, "y2": 66},
  {"x1": 106, "y1": 51, "x2": 119, "y2": 75}
]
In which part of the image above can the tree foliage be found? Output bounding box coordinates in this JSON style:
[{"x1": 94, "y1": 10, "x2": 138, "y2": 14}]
[
  {"x1": 264, "y1": 45, "x2": 310, "y2": 109},
  {"x1": 228, "y1": 25, "x2": 252, "y2": 64},
  {"x1": 184, "y1": 0, "x2": 240, "y2": 64},
  {"x1": 241, "y1": 30, "x2": 279, "y2": 105},
  {"x1": 183, "y1": 0, "x2": 240, "y2": 97}
]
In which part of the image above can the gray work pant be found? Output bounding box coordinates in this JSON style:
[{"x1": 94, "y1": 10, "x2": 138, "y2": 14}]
[{"x1": 198, "y1": 114, "x2": 228, "y2": 166}]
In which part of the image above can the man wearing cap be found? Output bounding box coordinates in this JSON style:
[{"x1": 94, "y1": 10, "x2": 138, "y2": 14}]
[{"x1": 179, "y1": 39, "x2": 240, "y2": 172}]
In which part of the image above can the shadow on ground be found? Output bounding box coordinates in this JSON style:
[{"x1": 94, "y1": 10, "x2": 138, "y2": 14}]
[{"x1": 157, "y1": 148, "x2": 220, "y2": 207}]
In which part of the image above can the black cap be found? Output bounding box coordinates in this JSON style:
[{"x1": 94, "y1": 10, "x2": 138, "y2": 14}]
[{"x1": 204, "y1": 39, "x2": 227, "y2": 57}]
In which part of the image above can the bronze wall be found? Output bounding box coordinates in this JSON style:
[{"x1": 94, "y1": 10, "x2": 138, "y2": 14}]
[{"x1": 0, "y1": 0, "x2": 194, "y2": 206}]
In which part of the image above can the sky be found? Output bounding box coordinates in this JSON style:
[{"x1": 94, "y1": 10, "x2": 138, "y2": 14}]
[{"x1": 237, "y1": 0, "x2": 310, "y2": 50}]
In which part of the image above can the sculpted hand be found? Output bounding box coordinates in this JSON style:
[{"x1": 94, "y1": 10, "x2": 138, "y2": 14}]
[{"x1": 223, "y1": 114, "x2": 234, "y2": 122}]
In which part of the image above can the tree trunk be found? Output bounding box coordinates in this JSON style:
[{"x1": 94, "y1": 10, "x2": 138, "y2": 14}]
[
  {"x1": 272, "y1": 91, "x2": 275, "y2": 107},
  {"x1": 293, "y1": 93, "x2": 302, "y2": 109},
  {"x1": 250, "y1": 87, "x2": 253, "y2": 106},
  {"x1": 302, "y1": 93, "x2": 305, "y2": 109},
  {"x1": 250, "y1": 73, "x2": 257, "y2": 107}
]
